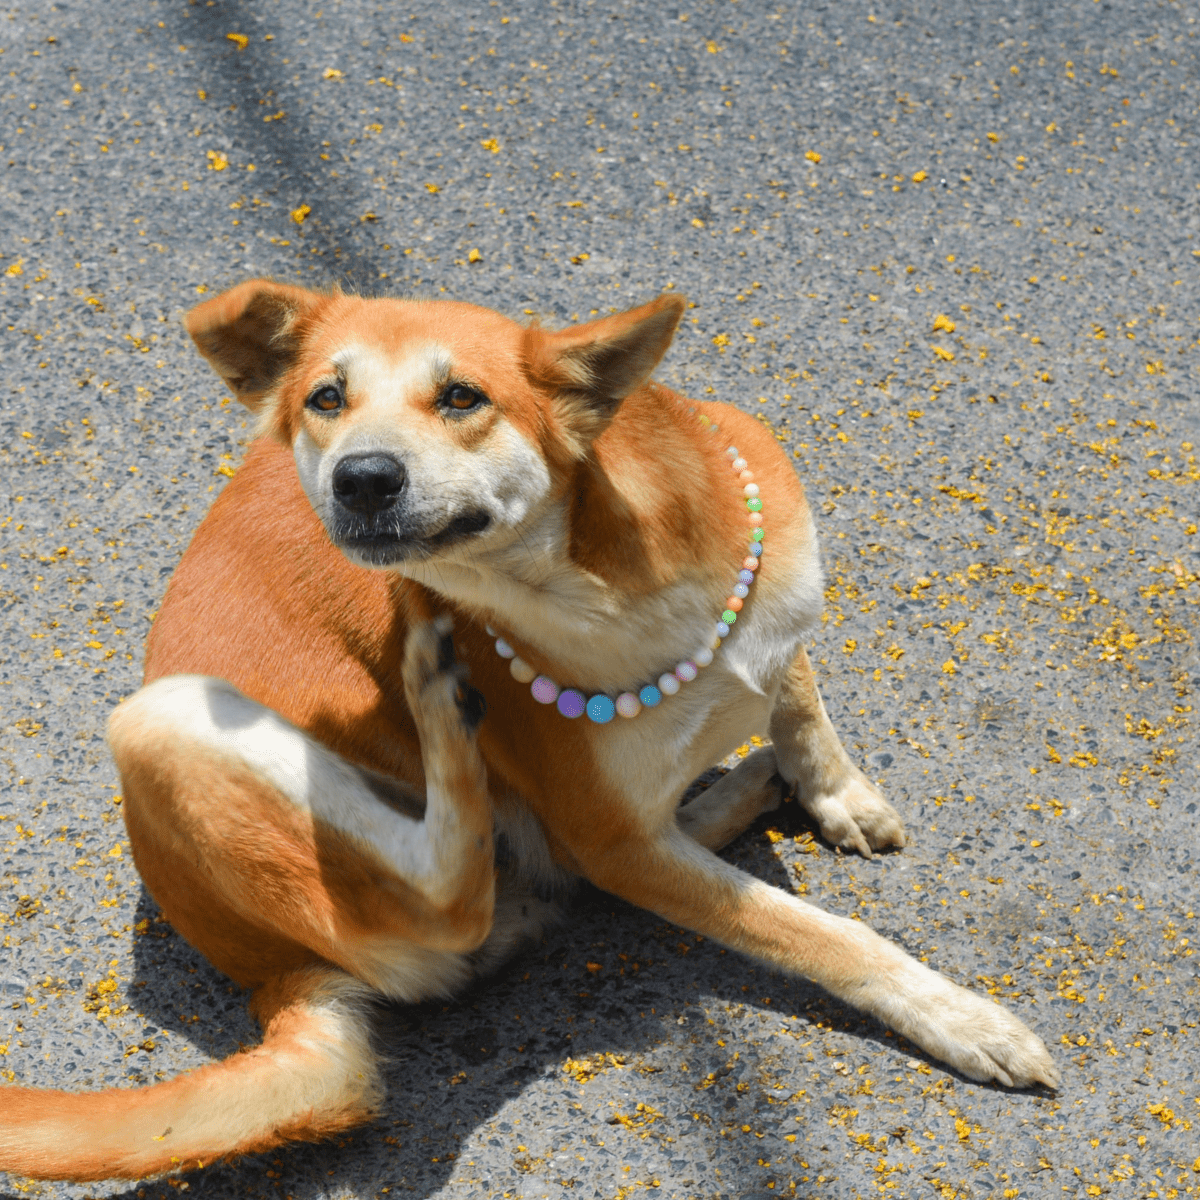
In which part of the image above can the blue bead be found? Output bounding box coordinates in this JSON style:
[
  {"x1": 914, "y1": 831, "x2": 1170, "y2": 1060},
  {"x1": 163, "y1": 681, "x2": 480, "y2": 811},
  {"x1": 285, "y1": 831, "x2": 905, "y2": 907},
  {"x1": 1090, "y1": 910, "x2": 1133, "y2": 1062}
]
[
  {"x1": 587, "y1": 694, "x2": 615, "y2": 724},
  {"x1": 738, "y1": 569, "x2": 755, "y2": 585},
  {"x1": 733, "y1": 583, "x2": 749, "y2": 599},
  {"x1": 716, "y1": 621, "x2": 730, "y2": 638},
  {"x1": 639, "y1": 685, "x2": 662, "y2": 707},
  {"x1": 749, "y1": 542, "x2": 763, "y2": 557}
]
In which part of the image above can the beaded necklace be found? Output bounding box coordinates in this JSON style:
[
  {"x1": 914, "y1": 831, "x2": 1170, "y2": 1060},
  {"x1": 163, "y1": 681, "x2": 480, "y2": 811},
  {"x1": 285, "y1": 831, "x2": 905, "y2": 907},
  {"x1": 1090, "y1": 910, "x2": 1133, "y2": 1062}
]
[{"x1": 487, "y1": 411, "x2": 765, "y2": 723}]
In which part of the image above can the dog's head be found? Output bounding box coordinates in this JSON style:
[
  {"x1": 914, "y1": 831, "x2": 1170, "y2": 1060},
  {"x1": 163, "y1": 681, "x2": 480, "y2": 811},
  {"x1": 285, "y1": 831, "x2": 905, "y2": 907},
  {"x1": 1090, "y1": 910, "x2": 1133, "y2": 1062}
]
[{"x1": 186, "y1": 281, "x2": 685, "y2": 569}]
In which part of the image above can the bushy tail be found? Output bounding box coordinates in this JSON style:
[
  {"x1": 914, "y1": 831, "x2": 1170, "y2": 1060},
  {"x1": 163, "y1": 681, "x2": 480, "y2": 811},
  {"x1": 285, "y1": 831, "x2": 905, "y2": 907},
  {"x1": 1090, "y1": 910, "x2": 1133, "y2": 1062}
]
[{"x1": 0, "y1": 967, "x2": 381, "y2": 1183}]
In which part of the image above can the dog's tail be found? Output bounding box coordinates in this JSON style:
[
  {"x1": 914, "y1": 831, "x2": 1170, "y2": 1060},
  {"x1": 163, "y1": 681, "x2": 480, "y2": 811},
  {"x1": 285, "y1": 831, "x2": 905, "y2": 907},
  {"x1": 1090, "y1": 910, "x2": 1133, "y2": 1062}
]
[{"x1": 0, "y1": 966, "x2": 381, "y2": 1182}]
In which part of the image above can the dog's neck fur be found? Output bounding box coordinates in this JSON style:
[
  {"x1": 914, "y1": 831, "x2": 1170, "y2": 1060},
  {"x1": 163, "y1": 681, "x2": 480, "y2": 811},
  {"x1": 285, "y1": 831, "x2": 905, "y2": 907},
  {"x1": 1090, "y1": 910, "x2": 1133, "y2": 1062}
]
[{"x1": 400, "y1": 391, "x2": 745, "y2": 692}]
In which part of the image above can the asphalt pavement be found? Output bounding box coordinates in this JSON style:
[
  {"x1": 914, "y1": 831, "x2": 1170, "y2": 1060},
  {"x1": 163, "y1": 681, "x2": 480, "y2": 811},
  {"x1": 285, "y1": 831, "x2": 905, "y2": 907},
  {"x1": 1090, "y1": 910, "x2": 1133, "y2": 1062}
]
[{"x1": 1, "y1": 1, "x2": 1198, "y2": 1198}]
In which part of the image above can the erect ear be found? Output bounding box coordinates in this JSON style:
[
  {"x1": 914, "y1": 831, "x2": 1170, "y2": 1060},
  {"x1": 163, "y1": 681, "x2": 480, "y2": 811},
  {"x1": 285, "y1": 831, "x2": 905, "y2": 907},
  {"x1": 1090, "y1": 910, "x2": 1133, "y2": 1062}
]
[
  {"x1": 185, "y1": 279, "x2": 328, "y2": 410},
  {"x1": 524, "y1": 293, "x2": 687, "y2": 436}
]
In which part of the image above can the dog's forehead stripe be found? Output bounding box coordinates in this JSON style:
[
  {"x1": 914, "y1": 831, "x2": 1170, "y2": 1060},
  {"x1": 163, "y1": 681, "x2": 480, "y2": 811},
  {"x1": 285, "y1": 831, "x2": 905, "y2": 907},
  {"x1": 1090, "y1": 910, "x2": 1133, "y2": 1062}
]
[{"x1": 333, "y1": 342, "x2": 453, "y2": 406}]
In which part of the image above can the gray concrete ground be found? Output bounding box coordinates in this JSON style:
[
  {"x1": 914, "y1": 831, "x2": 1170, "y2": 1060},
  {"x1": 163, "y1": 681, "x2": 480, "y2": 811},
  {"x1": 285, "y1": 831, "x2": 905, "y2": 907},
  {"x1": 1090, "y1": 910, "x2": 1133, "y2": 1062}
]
[{"x1": 2, "y1": 1, "x2": 1198, "y2": 1197}]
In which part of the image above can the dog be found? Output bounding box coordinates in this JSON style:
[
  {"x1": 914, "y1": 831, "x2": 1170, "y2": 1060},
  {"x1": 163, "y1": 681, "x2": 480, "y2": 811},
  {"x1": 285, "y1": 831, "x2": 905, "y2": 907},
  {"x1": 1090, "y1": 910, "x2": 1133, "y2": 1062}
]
[{"x1": 0, "y1": 281, "x2": 1059, "y2": 1182}]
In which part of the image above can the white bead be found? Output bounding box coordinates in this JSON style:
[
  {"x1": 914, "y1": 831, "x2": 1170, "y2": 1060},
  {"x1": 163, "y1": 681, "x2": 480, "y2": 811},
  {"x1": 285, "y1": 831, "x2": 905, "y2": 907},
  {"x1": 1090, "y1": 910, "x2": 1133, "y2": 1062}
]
[
  {"x1": 743, "y1": 483, "x2": 759, "y2": 497},
  {"x1": 725, "y1": 445, "x2": 739, "y2": 459},
  {"x1": 733, "y1": 583, "x2": 749, "y2": 599},
  {"x1": 495, "y1": 638, "x2": 516, "y2": 659},
  {"x1": 693, "y1": 646, "x2": 714, "y2": 667},
  {"x1": 731, "y1": 457, "x2": 748, "y2": 472},
  {"x1": 615, "y1": 692, "x2": 642, "y2": 718},
  {"x1": 675, "y1": 661, "x2": 698, "y2": 683},
  {"x1": 485, "y1": 625, "x2": 497, "y2": 637},
  {"x1": 510, "y1": 657, "x2": 536, "y2": 684},
  {"x1": 658, "y1": 672, "x2": 681, "y2": 696}
]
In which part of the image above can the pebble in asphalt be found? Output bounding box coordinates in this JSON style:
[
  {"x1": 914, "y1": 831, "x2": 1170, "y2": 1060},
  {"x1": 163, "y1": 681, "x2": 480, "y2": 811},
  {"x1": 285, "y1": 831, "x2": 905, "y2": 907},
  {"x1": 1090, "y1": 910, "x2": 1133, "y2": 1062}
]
[{"x1": 1, "y1": 1, "x2": 1198, "y2": 1198}]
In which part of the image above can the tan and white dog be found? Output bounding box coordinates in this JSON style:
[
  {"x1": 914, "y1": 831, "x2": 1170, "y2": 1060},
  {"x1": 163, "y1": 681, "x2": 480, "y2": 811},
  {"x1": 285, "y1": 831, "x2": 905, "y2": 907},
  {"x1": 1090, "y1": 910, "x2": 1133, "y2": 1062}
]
[{"x1": 0, "y1": 282, "x2": 1059, "y2": 1182}]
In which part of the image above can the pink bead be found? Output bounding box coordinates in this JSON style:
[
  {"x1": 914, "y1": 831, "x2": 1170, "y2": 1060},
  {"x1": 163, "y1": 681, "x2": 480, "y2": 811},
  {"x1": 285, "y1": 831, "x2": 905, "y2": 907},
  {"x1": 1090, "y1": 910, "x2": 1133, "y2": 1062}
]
[
  {"x1": 530, "y1": 676, "x2": 560, "y2": 705},
  {"x1": 615, "y1": 692, "x2": 642, "y2": 718},
  {"x1": 675, "y1": 661, "x2": 698, "y2": 683},
  {"x1": 743, "y1": 557, "x2": 759, "y2": 571},
  {"x1": 747, "y1": 512, "x2": 763, "y2": 527},
  {"x1": 731, "y1": 457, "x2": 748, "y2": 472}
]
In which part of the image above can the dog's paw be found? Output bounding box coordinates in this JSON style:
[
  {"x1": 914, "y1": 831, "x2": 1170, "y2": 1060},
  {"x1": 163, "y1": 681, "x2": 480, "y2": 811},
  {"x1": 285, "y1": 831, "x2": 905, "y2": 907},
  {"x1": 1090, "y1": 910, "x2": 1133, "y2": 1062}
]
[
  {"x1": 403, "y1": 617, "x2": 487, "y2": 733},
  {"x1": 798, "y1": 773, "x2": 905, "y2": 859},
  {"x1": 884, "y1": 972, "x2": 1060, "y2": 1090}
]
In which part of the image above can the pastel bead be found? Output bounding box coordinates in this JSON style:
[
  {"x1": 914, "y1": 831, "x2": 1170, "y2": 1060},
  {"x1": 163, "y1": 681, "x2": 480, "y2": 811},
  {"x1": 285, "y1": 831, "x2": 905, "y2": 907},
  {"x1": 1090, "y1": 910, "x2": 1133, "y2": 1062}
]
[
  {"x1": 557, "y1": 689, "x2": 586, "y2": 719},
  {"x1": 639, "y1": 684, "x2": 662, "y2": 707},
  {"x1": 708, "y1": 423, "x2": 719, "y2": 433},
  {"x1": 616, "y1": 692, "x2": 642, "y2": 718},
  {"x1": 747, "y1": 513, "x2": 763, "y2": 527},
  {"x1": 733, "y1": 583, "x2": 749, "y2": 599},
  {"x1": 675, "y1": 661, "x2": 698, "y2": 683},
  {"x1": 495, "y1": 638, "x2": 516, "y2": 659},
  {"x1": 749, "y1": 542, "x2": 763, "y2": 556},
  {"x1": 693, "y1": 646, "x2": 714, "y2": 667},
  {"x1": 485, "y1": 625, "x2": 497, "y2": 637},
  {"x1": 746, "y1": 497, "x2": 763, "y2": 512},
  {"x1": 726, "y1": 445, "x2": 739, "y2": 459},
  {"x1": 725, "y1": 596, "x2": 743, "y2": 613},
  {"x1": 743, "y1": 483, "x2": 760, "y2": 498},
  {"x1": 751, "y1": 528, "x2": 765, "y2": 542},
  {"x1": 716, "y1": 621, "x2": 730, "y2": 637},
  {"x1": 721, "y1": 609, "x2": 738, "y2": 625},
  {"x1": 510, "y1": 657, "x2": 536, "y2": 684},
  {"x1": 531, "y1": 676, "x2": 560, "y2": 705},
  {"x1": 738, "y1": 569, "x2": 755, "y2": 584},
  {"x1": 658, "y1": 673, "x2": 681, "y2": 696},
  {"x1": 587, "y1": 694, "x2": 616, "y2": 724},
  {"x1": 742, "y1": 556, "x2": 759, "y2": 570},
  {"x1": 739, "y1": 470, "x2": 754, "y2": 483},
  {"x1": 731, "y1": 457, "x2": 748, "y2": 472}
]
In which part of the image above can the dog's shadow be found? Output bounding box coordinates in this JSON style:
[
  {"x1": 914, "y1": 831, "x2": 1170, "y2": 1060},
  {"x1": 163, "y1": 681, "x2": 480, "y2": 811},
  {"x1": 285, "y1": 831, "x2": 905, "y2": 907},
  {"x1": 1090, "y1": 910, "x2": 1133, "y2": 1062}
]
[{"x1": 88, "y1": 787, "x2": 971, "y2": 1200}]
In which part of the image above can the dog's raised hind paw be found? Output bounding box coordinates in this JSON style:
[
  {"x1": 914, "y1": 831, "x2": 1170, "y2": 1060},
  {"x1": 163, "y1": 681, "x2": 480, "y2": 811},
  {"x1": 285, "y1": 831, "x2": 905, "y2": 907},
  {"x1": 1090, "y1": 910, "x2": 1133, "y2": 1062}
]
[{"x1": 403, "y1": 617, "x2": 487, "y2": 735}]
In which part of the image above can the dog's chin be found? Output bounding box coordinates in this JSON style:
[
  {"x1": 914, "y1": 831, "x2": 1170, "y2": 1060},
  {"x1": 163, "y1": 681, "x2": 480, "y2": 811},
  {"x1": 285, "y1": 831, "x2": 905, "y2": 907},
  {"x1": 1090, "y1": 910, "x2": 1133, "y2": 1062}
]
[{"x1": 329, "y1": 510, "x2": 492, "y2": 569}]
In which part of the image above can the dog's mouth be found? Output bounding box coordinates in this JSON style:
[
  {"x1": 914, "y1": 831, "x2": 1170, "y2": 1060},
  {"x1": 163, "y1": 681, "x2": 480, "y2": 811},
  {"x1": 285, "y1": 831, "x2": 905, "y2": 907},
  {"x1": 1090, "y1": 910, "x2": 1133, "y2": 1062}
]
[{"x1": 329, "y1": 509, "x2": 492, "y2": 566}]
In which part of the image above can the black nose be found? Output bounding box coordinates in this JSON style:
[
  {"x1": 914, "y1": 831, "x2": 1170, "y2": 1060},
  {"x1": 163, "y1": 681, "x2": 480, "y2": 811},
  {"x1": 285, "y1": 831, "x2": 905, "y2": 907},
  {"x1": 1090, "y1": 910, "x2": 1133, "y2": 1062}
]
[{"x1": 332, "y1": 454, "x2": 407, "y2": 515}]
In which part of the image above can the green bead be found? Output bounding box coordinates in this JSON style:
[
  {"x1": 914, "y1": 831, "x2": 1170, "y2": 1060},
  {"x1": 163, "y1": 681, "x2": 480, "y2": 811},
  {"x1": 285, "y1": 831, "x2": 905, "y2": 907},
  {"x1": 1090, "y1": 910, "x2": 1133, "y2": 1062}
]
[
  {"x1": 721, "y1": 609, "x2": 738, "y2": 624},
  {"x1": 751, "y1": 528, "x2": 765, "y2": 542},
  {"x1": 746, "y1": 497, "x2": 763, "y2": 512}
]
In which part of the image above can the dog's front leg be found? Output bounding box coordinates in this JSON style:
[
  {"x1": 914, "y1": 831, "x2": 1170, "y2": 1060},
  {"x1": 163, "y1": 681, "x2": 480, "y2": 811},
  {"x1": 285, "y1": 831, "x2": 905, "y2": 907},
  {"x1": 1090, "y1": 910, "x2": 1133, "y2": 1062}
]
[
  {"x1": 676, "y1": 747, "x2": 787, "y2": 851},
  {"x1": 584, "y1": 826, "x2": 1058, "y2": 1089},
  {"x1": 769, "y1": 645, "x2": 906, "y2": 858}
]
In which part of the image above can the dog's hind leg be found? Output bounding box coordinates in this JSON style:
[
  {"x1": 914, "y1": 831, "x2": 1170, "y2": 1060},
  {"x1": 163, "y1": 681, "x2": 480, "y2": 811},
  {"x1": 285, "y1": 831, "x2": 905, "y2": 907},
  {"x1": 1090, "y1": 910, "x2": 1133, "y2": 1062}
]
[
  {"x1": 1, "y1": 620, "x2": 497, "y2": 1180},
  {"x1": 108, "y1": 617, "x2": 495, "y2": 996}
]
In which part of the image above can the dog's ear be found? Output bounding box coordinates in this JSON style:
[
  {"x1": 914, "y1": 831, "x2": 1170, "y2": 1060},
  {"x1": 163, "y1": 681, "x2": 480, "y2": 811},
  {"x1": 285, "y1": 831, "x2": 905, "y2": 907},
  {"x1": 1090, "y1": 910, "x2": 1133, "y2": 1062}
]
[
  {"x1": 525, "y1": 293, "x2": 686, "y2": 439},
  {"x1": 185, "y1": 279, "x2": 327, "y2": 410}
]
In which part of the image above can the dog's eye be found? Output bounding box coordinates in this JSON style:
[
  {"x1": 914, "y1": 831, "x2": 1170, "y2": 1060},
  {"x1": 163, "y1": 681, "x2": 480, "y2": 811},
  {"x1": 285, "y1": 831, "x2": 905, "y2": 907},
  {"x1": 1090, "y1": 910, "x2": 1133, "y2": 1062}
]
[
  {"x1": 441, "y1": 383, "x2": 488, "y2": 413},
  {"x1": 307, "y1": 385, "x2": 344, "y2": 414}
]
